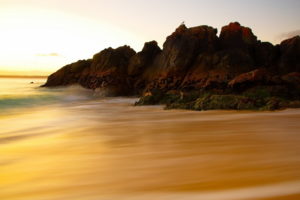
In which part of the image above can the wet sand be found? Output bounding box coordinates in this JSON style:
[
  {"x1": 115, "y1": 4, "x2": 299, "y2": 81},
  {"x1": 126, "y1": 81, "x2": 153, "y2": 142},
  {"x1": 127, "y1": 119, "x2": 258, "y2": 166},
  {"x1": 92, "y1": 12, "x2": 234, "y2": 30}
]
[{"x1": 1, "y1": 98, "x2": 300, "y2": 200}]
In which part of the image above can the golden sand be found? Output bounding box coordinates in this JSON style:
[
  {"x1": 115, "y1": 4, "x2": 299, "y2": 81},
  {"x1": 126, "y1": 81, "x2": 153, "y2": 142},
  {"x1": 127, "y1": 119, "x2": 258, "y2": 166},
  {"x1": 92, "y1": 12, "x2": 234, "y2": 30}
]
[{"x1": 1, "y1": 99, "x2": 300, "y2": 199}]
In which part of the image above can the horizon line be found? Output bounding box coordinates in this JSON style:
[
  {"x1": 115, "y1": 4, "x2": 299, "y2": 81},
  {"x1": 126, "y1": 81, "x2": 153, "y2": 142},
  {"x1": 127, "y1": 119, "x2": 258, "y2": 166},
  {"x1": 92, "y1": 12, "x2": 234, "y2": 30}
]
[{"x1": 0, "y1": 74, "x2": 48, "y2": 78}]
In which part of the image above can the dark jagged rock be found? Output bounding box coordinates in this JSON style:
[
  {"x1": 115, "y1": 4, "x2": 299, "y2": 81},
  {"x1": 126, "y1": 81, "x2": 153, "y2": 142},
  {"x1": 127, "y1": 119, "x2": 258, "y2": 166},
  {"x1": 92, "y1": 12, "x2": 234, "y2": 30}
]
[
  {"x1": 43, "y1": 22, "x2": 300, "y2": 110},
  {"x1": 181, "y1": 50, "x2": 254, "y2": 90},
  {"x1": 254, "y1": 41, "x2": 278, "y2": 68},
  {"x1": 228, "y1": 68, "x2": 270, "y2": 89},
  {"x1": 128, "y1": 41, "x2": 161, "y2": 76},
  {"x1": 279, "y1": 36, "x2": 300, "y2": 73},
  {"x1": 43, "y1": 46, "x2": 136, "y2": 95},
  {"x1": 42, "y1": 59, "x2": 92, "y2": 87},
  {"x1": 145, "y1": 24, "x2": 219, "y2": 91},
  {"x1": 127, "y1": 41, "x2": 161, "y2": 93},
  {"x1": 88, "y1": 46, "x2": 136, "y2": 76},
  {"x1": 160, "y1": 22, "x2": 258, "y2": 91},
  {"x1": 219, "y1": 22, "x2": 257, "y2": 51},
  {"x1": 281, "y1": 72, "x2": 300, "y2": 87},
  {"x1": 78, "y1": 45, "x2": 136, "y2": 95}
]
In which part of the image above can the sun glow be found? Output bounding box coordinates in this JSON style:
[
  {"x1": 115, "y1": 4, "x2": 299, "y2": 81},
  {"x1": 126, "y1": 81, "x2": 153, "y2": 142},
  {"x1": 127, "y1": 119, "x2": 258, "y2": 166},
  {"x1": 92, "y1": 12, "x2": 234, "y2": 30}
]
[
  {"x1": 1, "y1": 0, "x2": 299, "y2": 76},
  {"x1": 0, "y1": 5, "x2": 142, "y2": 75}
]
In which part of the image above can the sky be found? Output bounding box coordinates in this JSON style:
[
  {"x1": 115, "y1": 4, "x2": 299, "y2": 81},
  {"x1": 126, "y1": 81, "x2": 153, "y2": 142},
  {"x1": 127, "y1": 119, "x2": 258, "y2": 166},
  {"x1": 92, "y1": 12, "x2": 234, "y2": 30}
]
[{"x1": 0, "y1": 0, "x2": 299, "y2": 75}]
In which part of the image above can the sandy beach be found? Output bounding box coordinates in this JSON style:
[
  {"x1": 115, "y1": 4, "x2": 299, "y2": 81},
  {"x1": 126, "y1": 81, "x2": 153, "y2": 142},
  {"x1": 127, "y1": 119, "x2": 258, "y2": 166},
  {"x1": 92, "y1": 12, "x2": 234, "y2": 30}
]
[{"x1": 1, "y1": 84, "x2": 300, "y2": 199}]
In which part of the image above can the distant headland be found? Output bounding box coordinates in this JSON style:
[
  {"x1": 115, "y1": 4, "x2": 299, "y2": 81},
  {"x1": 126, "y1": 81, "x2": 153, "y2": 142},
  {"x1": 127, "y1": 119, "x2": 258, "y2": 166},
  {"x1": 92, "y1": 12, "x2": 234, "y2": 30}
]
[{"x1": 42, "y1": 22, "x2": 300, "y2": 110}]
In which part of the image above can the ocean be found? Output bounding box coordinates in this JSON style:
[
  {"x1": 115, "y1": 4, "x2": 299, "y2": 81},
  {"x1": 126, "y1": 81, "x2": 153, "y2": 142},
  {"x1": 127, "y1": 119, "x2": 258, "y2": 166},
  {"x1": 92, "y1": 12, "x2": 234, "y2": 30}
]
[{"x1": 1, "y1": 77, "x2": 300, "y2": 200}]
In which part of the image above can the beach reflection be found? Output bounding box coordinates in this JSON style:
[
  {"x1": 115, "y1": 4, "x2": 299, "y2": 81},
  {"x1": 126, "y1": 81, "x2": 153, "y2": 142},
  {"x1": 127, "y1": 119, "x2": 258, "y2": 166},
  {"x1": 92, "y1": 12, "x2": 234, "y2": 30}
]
[{"x1": 1, "y1": 98, "x2": 300, "y2": 200}]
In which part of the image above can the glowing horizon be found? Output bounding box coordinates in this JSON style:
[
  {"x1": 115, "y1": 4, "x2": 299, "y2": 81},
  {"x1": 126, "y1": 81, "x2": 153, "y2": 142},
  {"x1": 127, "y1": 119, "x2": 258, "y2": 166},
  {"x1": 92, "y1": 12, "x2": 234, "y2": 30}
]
[{"x1": 0, "y1": 0, "x2": 299, "y2": 75}]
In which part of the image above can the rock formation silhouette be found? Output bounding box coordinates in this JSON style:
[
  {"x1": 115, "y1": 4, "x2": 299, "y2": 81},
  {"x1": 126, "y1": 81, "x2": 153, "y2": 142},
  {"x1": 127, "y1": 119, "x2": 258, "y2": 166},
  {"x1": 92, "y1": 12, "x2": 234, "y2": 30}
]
[{"x1": 43, "y1": 22, "x2": 300, "y2": 110}]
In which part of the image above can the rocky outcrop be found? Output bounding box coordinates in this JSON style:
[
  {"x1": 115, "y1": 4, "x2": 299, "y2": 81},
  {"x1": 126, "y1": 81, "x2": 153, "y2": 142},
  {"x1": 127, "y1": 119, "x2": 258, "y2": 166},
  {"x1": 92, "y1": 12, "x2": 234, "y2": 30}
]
[
  {"x1": 254, "y1": 41, "x2": 278, "y2": 68},
  {"x1": 181, "y1": 50, "x2": 254, "y2": 90},
  {"x1": 43, "y1": 22, "x2": 300, "y2": 110},
  {"x1": 78, "y1": 45, "x2": 136, "y2": 95},
  {"x1": 278, "y1": 36, "x2": 300, "y2": 73},
  {"x1": 281, "y1": 72, "x2": 300, "y2": 87},
  {"x1": 43, "y1": 59, "x2": 92, "y2": 87},
  {"x1": 128, "y1": 41, "x2": 161, "y2": 77},
  {"x1": 127, "y1": 41, "x2": 161, "y2": 93},
  {"x1": 228, "y1": 68, "x2": 270, "y2": 89},
  {"x1": 43, "y1": 46, "x2": 136, "y2": 95},
  {"x1": 219, "y1": 22, "x2": 257, "y2": 51},
  {"x1": 144, "y1": 24, "x2": 219, "y2": 91},
  {"x1": 172, "y1": 22, "x2": 258, "y2": 90}
]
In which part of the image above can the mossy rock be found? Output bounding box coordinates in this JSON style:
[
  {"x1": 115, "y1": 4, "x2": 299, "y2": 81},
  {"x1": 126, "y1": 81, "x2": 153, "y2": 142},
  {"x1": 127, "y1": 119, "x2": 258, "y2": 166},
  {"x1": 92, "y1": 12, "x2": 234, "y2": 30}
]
[
  {"x1": 136, "y1": 89, "x2": 298, "y2": 111},
  {"x1": 135, "y1": 95, "x2": 159, "y2": 105},
  {"x1": 237, "y1": 98, "x2": 259, "y2": 110},
  {"x1": 287, "y1": 100, "x2": 300, "y2": 108},
  {"x1": 135, "y1": 90, "x2": 180, "y2": 105},
  {"x1": 261, "y1": 97, "x2": 287, "y2": 110},
  {"x1": 243, "y1": 87, "x2": 271, "y2": 99},
  {"x1": 165, "y1": 101, "x2": 195, "y2": 110},
  {"x1": 193, "y1": 94, "x2": 264, "y2": 110},
  {"x1": 165, "y1": 91, "x2": 207, "y2": 110}
]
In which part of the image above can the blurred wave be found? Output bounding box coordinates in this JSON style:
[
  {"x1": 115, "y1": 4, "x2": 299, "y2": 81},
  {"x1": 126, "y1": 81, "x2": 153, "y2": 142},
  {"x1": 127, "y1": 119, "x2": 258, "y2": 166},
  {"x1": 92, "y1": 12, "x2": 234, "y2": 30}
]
[
  {"x1": 0, "y1": 78, "x2": 97, "y2": 110},
  {"x1": 0, "y1": 94, "x2": 58, "y2": 109}
]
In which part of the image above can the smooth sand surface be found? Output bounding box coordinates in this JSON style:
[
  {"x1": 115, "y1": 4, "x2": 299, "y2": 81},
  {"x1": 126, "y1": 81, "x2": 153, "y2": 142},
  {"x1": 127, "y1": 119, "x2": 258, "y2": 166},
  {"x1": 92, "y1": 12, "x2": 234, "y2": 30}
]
[{"x1": 1, "y1": 98, "x2": 300, "y2": 200}]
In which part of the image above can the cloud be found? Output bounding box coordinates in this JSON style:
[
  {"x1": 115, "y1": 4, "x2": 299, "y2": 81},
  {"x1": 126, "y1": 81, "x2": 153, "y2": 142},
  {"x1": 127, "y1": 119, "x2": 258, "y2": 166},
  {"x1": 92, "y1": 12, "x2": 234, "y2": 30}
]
[
  {"x1": 277, "y1": 29, "x2": 300, "y2": 42},
  {"x1": 36, "y1": 53, "x2": 61, "y2": 57}
]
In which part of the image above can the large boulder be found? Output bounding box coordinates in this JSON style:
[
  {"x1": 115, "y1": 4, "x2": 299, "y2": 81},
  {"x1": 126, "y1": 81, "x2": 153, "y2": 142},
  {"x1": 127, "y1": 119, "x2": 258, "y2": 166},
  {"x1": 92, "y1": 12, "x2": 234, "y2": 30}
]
[
  {"x1": 42, "y1": 59, "x2": 91, "y2": 87},
  {"x1": 88, "y1": 45, "x2": 136, "y2": 76},
  {"x1": 43, "y1": 46, "x2": 136, "y2": 94},
  {"x1": 127, "y1": 41, "x2": 161, "y2": 93},
  {"x1": 128, "y1": 41, "x2": 161, "y2": 76},
  {"x1": 78, "y1": 45, "x2": 136, "y2": 95},
  {"x1": 181, "y1": 50, "x2": 255, "y2": 90},
  {"x1": 279, "y1": 36, "x2": 300, "y2": 73},
  {"x1": 228, "y1": 68, "x2": 270, "y2": 89},
  {"x1": 159, "y1": 24, "x2": 219, "y2": 72},
  {"x1": 145, "y1": 24, "x2": 219, "y2": 91},
  {"x1": 281, "y1": 72, "x2": 300, "y2": 86},
  {"x1": 254, "y1": 41, "x2": 278, "y2": 68},
  {"x1": 178, "y1": 23, "x2": 260, "y2": 91},
  {"x1": 219, "y1": 22, "x2": 257, "y2": 51}
]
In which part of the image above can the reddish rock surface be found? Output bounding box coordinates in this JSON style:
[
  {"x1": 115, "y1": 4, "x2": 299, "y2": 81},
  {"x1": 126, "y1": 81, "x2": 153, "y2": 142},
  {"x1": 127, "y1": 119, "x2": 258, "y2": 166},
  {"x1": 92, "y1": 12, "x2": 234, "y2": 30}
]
[
  {"x1": 181, "y1": 50, "x2": 254, "y2": 90},
  {"x1": 281, "y1": 72, "x2": 300, "y2": 86},
  {"x1": 127, "y1": 41, "x2": 161, "y2": 93},
  {"x1": 145, "y1": 24, "x2": 219, "y2": 91},
  {"x1": 78, "y1": 45, "x2": 136, "y2": 95},
  {"x1": 43, "y1": 60, "x2": 92, "y2": 87},
  {"x1": 219, "y1": 22, "x2": 257, "y2": 51},
  {"x1": 279, "y1": 36, "x2": 300, "y2": 73},
  {"x1": 43, "y1": 46, "x2": 136, "y2": 96},
  {"x1": 228, "y1": 68, "x2": 270, "y2": 89}
]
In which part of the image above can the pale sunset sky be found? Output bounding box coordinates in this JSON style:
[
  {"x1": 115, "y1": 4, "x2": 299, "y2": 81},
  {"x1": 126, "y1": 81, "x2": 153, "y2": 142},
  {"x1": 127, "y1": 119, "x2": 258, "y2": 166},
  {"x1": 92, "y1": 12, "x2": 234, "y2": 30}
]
[{"x1": 0, "y1": 0, "x2": 299, "y2": 75}]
